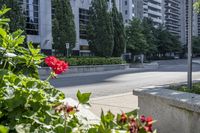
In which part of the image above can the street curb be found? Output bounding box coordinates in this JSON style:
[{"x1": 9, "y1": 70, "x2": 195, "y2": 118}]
[
  {"x1": 90, "y1": 92, "x2": 133, "y2": 101},
  {"x1": 192, "y1": 61, "x2": 200, "y2": 65},
  {"x1": 40, "y1": 63, "x2": 159, "y2": 80}
]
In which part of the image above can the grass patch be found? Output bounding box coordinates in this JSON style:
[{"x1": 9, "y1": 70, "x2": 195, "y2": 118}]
[{"x1": 171, "y1": 82, "x2": 200, "y2": 94}]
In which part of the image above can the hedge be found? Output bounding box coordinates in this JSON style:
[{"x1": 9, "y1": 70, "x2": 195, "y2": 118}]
[{"x1": 60, "y1": 57, "x2": 125, "y2": 66}]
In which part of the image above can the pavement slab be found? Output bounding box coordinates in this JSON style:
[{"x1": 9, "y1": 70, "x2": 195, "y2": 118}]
[{"x1": 89, "y1": 93, "x2": 138, "y2": 117}]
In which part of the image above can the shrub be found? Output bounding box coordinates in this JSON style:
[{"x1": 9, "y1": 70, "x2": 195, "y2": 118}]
[{"x1": 61, "y1": 57, "x2": 125, "y2": 66}]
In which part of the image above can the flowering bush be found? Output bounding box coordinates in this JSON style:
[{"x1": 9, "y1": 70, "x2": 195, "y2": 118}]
[{"x1": 0, "y1": 7, "x2": 157, "y2": 133}]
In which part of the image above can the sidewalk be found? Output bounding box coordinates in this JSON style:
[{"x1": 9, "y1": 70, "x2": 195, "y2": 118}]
[
  {"x1": 193, "y1": 59, "x2": 200, "y2": 65},
  {"x1": 89, "y1": 93, "x2": 138, "y2": 117}
]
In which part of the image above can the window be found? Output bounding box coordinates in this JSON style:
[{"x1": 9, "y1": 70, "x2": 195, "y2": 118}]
[
  {"x1": 19, "y1": 0, "x2": 39, "y2": 35},
  {"x1": 79, "y1": 8, "x2": 89, "y2": 39},
  {"x1": 125, "y1": 1, "x2": 127, "y2": 5},
  {"x1": 125, "y1": 10, "x2": 128, "y2": 15}
]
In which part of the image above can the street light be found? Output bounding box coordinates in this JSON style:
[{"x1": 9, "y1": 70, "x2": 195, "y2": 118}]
[{"x1": 188, "y1": 0, "x2": 193, "y2": 89}]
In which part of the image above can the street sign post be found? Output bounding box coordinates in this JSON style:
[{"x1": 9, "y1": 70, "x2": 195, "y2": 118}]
[
  {"x1": 188, "y1": 0, "x2": 192, "y2": 89},
  {"x1": 66, "y1": 43, "x2": 69, "y2": 57}
]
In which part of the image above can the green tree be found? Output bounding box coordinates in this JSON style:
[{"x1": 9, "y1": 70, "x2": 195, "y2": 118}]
[
  {"x1": 154, "y1": 25, "x2": 181, "y2": 56},
  {"x1": 87, "y1": 0, "x2": 114, "y2": 57},
  {"x1": 111, "y1": 0, "x2": 126, "y2": 57},
  {"x1": 192, "y1": 36, "x2": 200, "y2": 55},
  {"x1": 141, "y1": 18, "x2": 157, "y2": 55},
  {"x1": 0, "y1": 0, "x2": 26, "y2": 32},
  {"x1": 52, "y1": 0, "x2": 76, "y2": 56},
  {"x1": 126, "y1": 18, "x2": 148, "y2": 55}
]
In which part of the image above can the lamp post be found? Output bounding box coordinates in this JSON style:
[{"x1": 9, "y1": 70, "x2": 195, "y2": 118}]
[{"x1": 188, "y1": 0, "x2": 193, "y2": 89}]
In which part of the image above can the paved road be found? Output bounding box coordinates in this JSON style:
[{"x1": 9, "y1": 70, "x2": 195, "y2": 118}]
[{"x1": 50, "y1": 59, "x2": 200, "y2": 99}]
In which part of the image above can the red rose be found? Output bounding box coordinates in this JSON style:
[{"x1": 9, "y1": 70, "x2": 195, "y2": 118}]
[{"x1": 45, "y1": 56, "x2": 69, "y2": 75}]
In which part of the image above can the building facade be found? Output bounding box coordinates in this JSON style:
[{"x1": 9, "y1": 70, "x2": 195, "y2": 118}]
[
  {"x1": 143, "y1": 0, "x2": 164, "y2": 27},
  {"x1": 164, "y1": 0, "x2": 181, "y2": 36},
  {"x1": 19, "y1": 0, "x2": 200, "y2": 54},
  {"x1": 19, "y1": 0, "x2": 52, "y2": 54}
]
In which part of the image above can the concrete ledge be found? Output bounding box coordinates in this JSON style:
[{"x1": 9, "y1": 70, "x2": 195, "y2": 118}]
[
  {"x1": 133, "y1": 86, "x2": 200, "y2": 133},
  {"x1": 130, "y1": 62, "x2": 159, "y2": 69},
  {"x1": 39, "y1": 64, "x2": 129, "y2": 77}
]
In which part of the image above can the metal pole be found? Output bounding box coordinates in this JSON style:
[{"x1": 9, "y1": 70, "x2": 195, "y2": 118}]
[{"x1": 188, "y1": 0, "x2": 193, "y2": 89}]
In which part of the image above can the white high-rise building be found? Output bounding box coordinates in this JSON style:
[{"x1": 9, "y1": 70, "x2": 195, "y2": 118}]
[
  {"x1": 143, "y1": 0, "x2": 164, "y2": 27},
  {"x1": 19, "y1": 0, "x2": 52, "y2": 55},
  {"x1": 119, "y1": 0, "x2": 143, "y2": 24}
]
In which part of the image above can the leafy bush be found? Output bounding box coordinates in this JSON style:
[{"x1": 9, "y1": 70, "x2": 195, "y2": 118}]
[
  {"x1": 0, "y1": 71, "x2": 66, "y2": 132},
  {"x1": 61, "y1": 57, "x2": 125, "y2": 66}
]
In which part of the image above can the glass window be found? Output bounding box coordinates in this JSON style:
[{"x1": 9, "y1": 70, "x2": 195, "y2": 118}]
[
  {"x1": 19, "y1": 0, "x2": 39, "y2": 35},
  {"x1": 79, "y1": 8, "x2": 89, "y2": 39}
]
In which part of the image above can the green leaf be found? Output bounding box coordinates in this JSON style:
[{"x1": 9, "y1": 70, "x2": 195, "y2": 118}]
[
  {"x1": 0, "y1": 28, "x2": 7, "y2": 38},
  {"x1": 0, "y1": 125, "x2": 9, "y2": 133},
  {"x1": 138, "y1": 128, "x2": 147, "y2": 133},
  {"x1": 15, "y1": 124, "x2": 31, "y2": 133},
  {"x1": 126, "y1": 109, "x2": 138, "y2": 117},
  {"x1": 0, "y1": 69, "x2": 9, "y2": 76},
  {"x1": 28, "y1": 42, "x2": 40, "y2": 56},
  {"x1": 0, "y1": 7, "x2": 10, "y2": 16},
  {"x1": 76, "y1": 90, "x2": 91, "y2": 105}
]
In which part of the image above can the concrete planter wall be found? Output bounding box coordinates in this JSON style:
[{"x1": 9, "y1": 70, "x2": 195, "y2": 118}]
[
  {"x1": 133, "y1": 86, "x2": 200, "y2": 133},
  {"x1": 39, "y1": 64, "x2": 129, "y2": 77}
]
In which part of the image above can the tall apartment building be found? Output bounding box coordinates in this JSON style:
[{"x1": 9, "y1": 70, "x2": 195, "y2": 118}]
[
  {"x1": 164, "y1": 0, "x2": 198, "y2": 45},
  {"x1": 164, "y1": 0, "x2": 181, "y2": 36},
  {"x1": 143, "y1": 0, "x2": 164, "y2": 27},
  {"x1": 120, "y1": 0, "x2": 143, "y2": 24},
  {"x1": 19, "y1": 0, "x2": 52, "y2": 54}
]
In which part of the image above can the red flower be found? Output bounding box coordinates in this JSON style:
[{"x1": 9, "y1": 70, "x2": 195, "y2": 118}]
[
  {"x1": 45, "y1": 56, "x2": 58, "y2": 68},
  {"x1": 66, "y1": 105, "x2": 74, "y2": 113},
  {"x1": 144, "y1": 126, "x2": 153, "y2": 132},
  {"x1": 120, "y1": 112, "x2": 128, "y2": 123},
  {"x1": 45, "y1": 56, "x2": 68, "y2": 75},
  {"x1": 52, "y1": 60, "x2": 68, "y2": 74},
  {"x1": 140, "y1": 115, "x2": 146, "y2": 123},
  {"x1": 146, "y1": 116, "x2": 153, "y2": 127},
  {"x1": 129, "y1": 120, "x2": 138, "y2": 133}
]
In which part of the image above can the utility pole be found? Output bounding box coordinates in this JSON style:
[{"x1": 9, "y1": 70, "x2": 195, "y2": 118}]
[{"x1": 188, "y1": 0, "x2": 193, "y2": 89}]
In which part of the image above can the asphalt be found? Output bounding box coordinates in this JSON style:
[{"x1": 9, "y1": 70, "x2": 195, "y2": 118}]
[{"x1": 50, "y1": 59, "x2": 200, "y2": 116}]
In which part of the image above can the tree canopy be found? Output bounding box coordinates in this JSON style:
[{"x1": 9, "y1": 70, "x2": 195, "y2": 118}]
[
  {"x1": 126, "y1": 18, "x2": 182, "y2": 58},
  {"x1": 192, "y1": 36, "x2": 200, "y2": 55},
  {"x1": 126, "y1": 18, "x2": 148, "y2": 55},
  {"x1": 52, "y1": 0, "x2": 76, "y2": 56},
  {"x1": 87, "y1": 0, "x2": 114, "y2": 57},
  {"x1": 0, "y1": 0, "x2": 26, "y2": 32},
  {"x1": 112, "y1": 0, "x2": 126, "y2": 57}
]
